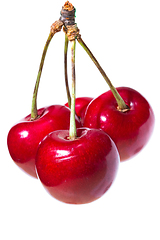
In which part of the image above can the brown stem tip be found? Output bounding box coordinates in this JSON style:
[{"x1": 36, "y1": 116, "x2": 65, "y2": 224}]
[
  {"x1": 63, "y1": 1, "x2": 74, "y2": 11},
  {"x1": 50, "y1": 20, "x2": 63, "y2": 35}
]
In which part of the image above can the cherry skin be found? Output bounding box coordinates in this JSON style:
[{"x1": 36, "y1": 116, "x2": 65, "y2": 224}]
[
  {"x1": 7, "y1": 105, "x2": 82, "y2": 178},
  {"x1": 65, "y1": 97, "x2": 93, "y2": 123},
  {"x1": 83, "y1": 87, "x2": 155, "y2": 161},
  {"x1": 35, "y1": 128, "x2": 119, "y2": 204}
]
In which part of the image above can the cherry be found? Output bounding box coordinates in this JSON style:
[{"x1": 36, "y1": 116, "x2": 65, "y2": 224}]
[
  {"x1": 73, "y1": 21, "x2": 155, "y2": 161},
  {"x1": 35, "y1": 127, "x2": 119, "y2": 204},
  {"x1": 83, "y1": 87, "x2": 155, "y2": 161},
  {"x1": 7, "y1": 105, "x2": 81, "y2": 178},
  {"x1": 65, "y1": 97, "x2": 93, "y2": 123},
  {"x1": 7, "y1": 20, "x2": 71, "y2": 178},
  {"x1": 35, "y1": 28, "x2": 119, "y2": 204}
]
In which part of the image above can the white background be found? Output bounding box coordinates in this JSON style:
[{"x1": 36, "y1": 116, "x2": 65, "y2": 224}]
[{"x1": 1, "y1": 0, "x2": 160, "y2": 239}]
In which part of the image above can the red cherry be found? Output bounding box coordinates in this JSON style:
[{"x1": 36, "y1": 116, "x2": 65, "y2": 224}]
[
  {"x1": 35, "y1": 128, "x2": 119, "y2": 204},
  {"x1": 83, "y1": 87, "x2": 155, "y2": 161},
  {"x1": 65, "y1": 97, "x2": 93, "y2": 123},
  {"x1": 7, "y1": 105, "x2": 82, "y2": 178}
]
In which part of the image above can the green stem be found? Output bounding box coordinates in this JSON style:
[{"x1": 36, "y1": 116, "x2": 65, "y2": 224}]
[
  {"x1": 69, "y1": 40, "x2": 77, "y2": 140},
  {"x1": 31, "y1": 32, "x2": 53, "y2": 120},
  {"x1": 64, "y1": 34, "x2": 71, "y2": 108},
  {"x1": 77, "y1": 37, "x2": 129, "y2": 111}
]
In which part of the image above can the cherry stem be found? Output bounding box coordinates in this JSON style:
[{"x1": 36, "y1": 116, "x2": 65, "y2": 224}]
[
  {"x1": 31, "y1": 32, "x2": 53, "y2": 120},
  {"x1": 77, "y1": 37, "x2": 129, "y2": 111},
  {"x1": 69, "y1": 40, "x2": 77, "y2": 140},
  {"x1": 31, "y1": 20, "x2": 63, "y2": 120},
  {"x1": 64, "y1": 34, "x2": 71, "y2": 108}
]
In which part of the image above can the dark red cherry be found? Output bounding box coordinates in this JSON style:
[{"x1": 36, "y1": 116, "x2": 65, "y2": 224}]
[
  {"x1": 83, "y1": 87, "x2": 155, "y2": 161},
  {"x1": 7, "y1": 105, "x2": 81, "y2": 178},
  {"x1": 65, "y1": 97, "x2": 93, "y2": 123},
  {"x1": 35, "y1": 128, "x2": 119, "y2": 204}
]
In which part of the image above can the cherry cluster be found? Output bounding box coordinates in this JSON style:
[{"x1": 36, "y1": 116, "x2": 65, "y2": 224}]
[{"x1": 7, "y1": 2, "x2": 155, "y2": 204}]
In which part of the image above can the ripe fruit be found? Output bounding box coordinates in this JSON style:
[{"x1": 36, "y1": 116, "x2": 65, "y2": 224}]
[
  {"x1": 35, "y1": 128, "x2": 119, "y2": 204},
  {"x1": 65, "y1": 97, "x2": 93, "y2": 123},
  {"x1": 83, "y1": 87, "x2": 155, "y2": 161},
  {"x1": 36, "y1": 34, "x2": 119, "y2": 204},
  {"x1": 7, "y1": 2, "x2": 155, "y2": 205},
  {"x1": 7, "y1": 18, "x2": 77, "y2": 178},
  {"x1": 7, "y1": 105, "x2": 81, "y2": 178}
]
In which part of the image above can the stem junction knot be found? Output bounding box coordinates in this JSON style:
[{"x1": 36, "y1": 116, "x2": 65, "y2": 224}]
[
  {"x1": 50, "y1": 20, "x2": 64, "y2": 35},
  {"x1": 63, "y1": 24, "x2": 81, "y2": 41}
]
